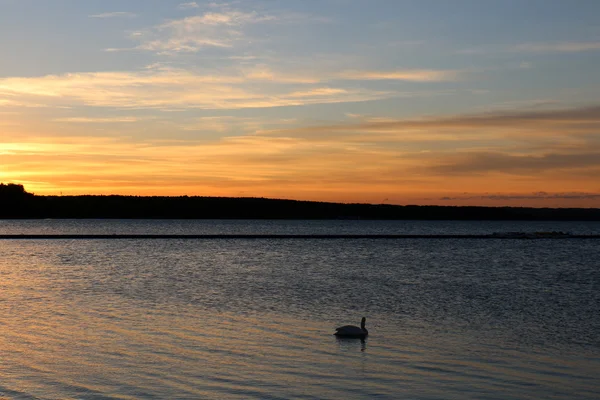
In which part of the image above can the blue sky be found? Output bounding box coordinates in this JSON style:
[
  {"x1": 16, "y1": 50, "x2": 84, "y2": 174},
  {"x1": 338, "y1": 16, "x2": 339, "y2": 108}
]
[{"x1": 1, "y1": 0, "x2": 599, "y2": 205}]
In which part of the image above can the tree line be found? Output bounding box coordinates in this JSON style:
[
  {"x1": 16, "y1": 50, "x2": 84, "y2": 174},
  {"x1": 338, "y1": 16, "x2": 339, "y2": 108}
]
[{"x1": 1, "y1": 183, "x2": 599, "y2": 220}]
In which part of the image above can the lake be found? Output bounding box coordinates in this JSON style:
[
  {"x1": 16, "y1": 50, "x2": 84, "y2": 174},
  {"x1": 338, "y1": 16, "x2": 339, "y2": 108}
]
[{"x1": 1, "y1": 220, "x2": 599, "y2": 399}]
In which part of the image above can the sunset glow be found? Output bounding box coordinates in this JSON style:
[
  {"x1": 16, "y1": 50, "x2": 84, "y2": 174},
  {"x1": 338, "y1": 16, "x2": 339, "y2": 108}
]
[{"x1": 1, "y1": 1, "x2": 599, "y2": 206}]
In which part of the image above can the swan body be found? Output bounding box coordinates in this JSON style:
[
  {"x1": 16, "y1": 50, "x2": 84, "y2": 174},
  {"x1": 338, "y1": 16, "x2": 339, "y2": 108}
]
[{"x1": 334, "y1": 317, "x2": 368, "y2": 338}]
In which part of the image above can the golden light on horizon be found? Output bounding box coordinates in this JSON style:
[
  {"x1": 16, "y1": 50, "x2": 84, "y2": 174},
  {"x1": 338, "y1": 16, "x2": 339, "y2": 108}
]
[{"x1": 1, "y1": 104, "x2": 599, "y2": 207}]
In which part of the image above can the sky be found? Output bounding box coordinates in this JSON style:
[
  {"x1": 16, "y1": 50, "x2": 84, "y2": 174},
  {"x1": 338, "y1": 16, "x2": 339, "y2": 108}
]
[{"x1": 1, "y1": 0, "x2": 599, "y2": 207}]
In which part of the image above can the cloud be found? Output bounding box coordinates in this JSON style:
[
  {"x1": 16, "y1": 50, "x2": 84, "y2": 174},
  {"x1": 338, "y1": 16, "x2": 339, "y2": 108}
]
[
  {"x1": 259, "y1": 105, "x2": 600, "y2": 140},
  {"x1": 474, "y1": 98, "x2": 559, "y2": 112},
  {"x1": 251, "y1": 104, "x2": 600, "y2": 186},
  {"x1": 177, "y1": 115, "x2": 273, "y2": 133},
  {"x1": 177, "y1": 2, "x2": 199, "y2": 10},
  {"x1": 514, "y1": 41, "x2": 600, "y2": 53},
  {"x1": 103, "y1": 47, "x2": 135, "y2": 53},
  {"x1": 89, "y1": 12, "x2": 137, "y2": 19},
  {"x1": 339, "y1": 69, "x2": 461, "y2": 82},
  {"x1": 441, "y1": 192, "x2": 600, "y2": 201},
  {"x1": 426, "y1": 151, "x2": 600, "y2": 175},
  {"x1": 240, "y1": 64, "x2": 318, "y2": 83},
  {"x1": 1, "y1": 62, "x2": 464, "y2": 112},
  {"x1": 53, "y1": 117, "x2": 143, "y2": 123},
  {"x1": 345, "y1": 113, "x2": 363, "y2": 119},
  {"x1": 0, "y1": 97, "x2": 51, "y2": 108},
  {"x1": 519, "y1": 62, "x2": 533, "y2": 69},
  {"x1": 122, "y1": 6, "x2": 329, "y2": 54},
  {"x1": 0, "y1": 68, "x2": 392, "y2": 110},
  {"x1": 286, "y1": 87, "x2": 348, "y2": 97},
  {"x1": 460, "y1": 41, "x2": 600, "y2": 55},
  {"x1": 133, "y1": 10, "x2": 276, "y2": 53}
]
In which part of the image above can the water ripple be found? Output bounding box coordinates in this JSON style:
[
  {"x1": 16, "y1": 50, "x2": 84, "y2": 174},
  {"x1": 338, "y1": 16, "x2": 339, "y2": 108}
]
[{"x1": 1, "y1": 225, "x2": 599, "y2": 399}]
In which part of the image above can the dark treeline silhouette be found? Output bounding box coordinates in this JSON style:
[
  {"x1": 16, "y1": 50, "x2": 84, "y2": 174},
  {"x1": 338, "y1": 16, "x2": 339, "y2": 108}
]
[
  {"x1": 0, "y1": 183, "x2": 34, "y2": 198},
  {"x1": 0, "y1": 183, "x2": 35, "y2": 217},
  {"x1": 1, "y1": 183, "x2": 599, "y2": 220}
]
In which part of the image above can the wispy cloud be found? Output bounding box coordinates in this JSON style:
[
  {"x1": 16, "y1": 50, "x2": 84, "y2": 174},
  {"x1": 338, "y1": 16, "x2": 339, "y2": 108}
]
[
  {"x1": 0, "y1": 97, "x2": 50, "y2": 108},
  {"x1": 133, "y1": 10, "x2": 276, "y2": 53},
  {"x1": 260, "y1": 105, "x2": 600, "y2": 139},
  {"x1": 514, "y1": 41, "x2": 600, "y2": 53},
  {"x1": 53, "y1": 117, "x2": 143, "y2": 123},
  {"x1": 0, "y1": 68, "x2": 391, "y2": 110},
  {"x1": 89, "y1": 12, "x2": 137, "y2": 19},
  {"x1": 339, "y1": 69, "x2": 461, "y2": 82},
  {"x1": 177, "y1": 2, "x2": 199, "y2": 10},
  {"x1": 287, "y1": 88, "x2": 348, "y2": 98},
  {"x1": 474, "y1": 98, "x2": 560, "y2": 112},
  {"x1": 250, "y1": 104, "x2": 600, "y2": 194},
  {"x1": 178, "y1": 116, "x2": 267, "y2": 133},
  {"x1": 460, "y1": 41, "x2": 600, "y2": 55},
  {"x1": 3, "y1": 63, "x2": 462, "y2": 111},
  {"x1": 240, "y1": 64, "x2": 318, "y2": 83},
  {"x1": 441, "y1": 192, "x2": 600, "y2": 201},
  {"x1": 427, "y1": 151, "x2": 600, "y2": 175},
  {"x1": 123, "y1": 5, "x2": 328, "y2": 55}
]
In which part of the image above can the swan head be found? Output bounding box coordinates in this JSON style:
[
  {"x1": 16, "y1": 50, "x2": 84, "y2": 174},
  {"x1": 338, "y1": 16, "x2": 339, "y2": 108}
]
[{"x1": 361, "y1": 317, "x2": 366, "y2": 330}]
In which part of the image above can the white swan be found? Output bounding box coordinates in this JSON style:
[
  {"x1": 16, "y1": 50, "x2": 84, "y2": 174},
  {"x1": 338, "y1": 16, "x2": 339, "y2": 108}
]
[{"x1": 334, "y1": 317, "x2": 368, "y2": 338}]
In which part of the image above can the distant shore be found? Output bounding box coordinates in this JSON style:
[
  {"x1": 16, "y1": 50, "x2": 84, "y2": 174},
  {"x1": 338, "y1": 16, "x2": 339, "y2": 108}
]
[
  {"x1": 2, "y1": 195, "x2": 600, "y2": 220},
  {"x1": 2, "y1": 184, "x2": 600, "y2": 220}
]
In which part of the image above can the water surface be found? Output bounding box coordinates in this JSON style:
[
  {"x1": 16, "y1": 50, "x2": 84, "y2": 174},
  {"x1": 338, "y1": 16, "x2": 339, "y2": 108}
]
[
  {"x1": 1, "y1": 219, "x2": 600, "y2": 235},
  {"x1": 1, "y1": 220, "x2": 599, "y2": 399}
]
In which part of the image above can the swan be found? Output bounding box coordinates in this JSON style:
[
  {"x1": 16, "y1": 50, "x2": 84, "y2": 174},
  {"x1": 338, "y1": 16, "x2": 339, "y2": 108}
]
[{"x1": 334, "y1": 317, "x2": 368, "y2": 338}]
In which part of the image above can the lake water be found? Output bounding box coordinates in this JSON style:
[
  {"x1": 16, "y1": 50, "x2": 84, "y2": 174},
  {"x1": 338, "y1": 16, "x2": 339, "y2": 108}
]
[{"x1": 1, "y1": 220, "x2": 599, "y2": 399}]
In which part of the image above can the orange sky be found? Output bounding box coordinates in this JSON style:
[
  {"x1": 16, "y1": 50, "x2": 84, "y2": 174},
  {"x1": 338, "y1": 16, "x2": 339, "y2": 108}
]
[{"x1": 2, "y1": 105, "x2": 600, "y2": 207}]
